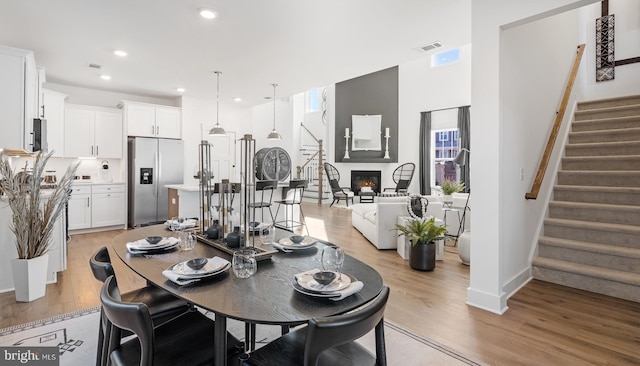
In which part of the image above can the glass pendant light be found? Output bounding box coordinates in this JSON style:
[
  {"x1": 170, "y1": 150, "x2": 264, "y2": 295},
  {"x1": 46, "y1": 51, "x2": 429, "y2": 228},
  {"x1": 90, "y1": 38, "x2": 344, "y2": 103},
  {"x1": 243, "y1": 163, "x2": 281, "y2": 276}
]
[
  {"x1": 267, "y1": 83, "x2": 282, "y2": 140},
  {"x1": 209, "y1": 71, "x2": 226, "y2": 136}
]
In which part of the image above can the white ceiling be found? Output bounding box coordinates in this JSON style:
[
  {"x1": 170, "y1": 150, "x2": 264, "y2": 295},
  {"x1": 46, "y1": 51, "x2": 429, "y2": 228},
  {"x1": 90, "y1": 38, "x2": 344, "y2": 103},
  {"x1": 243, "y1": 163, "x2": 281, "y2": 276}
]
[{"x1": 0, "y1": 0, "x2": 470, "y2": 106}]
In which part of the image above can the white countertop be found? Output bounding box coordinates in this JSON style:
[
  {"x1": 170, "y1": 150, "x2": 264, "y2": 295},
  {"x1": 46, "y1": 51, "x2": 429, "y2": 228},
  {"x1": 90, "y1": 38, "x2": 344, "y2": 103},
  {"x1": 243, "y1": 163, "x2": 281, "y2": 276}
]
[{"x1": 165, "y1": 184, "x2": 200, "y2": 192}]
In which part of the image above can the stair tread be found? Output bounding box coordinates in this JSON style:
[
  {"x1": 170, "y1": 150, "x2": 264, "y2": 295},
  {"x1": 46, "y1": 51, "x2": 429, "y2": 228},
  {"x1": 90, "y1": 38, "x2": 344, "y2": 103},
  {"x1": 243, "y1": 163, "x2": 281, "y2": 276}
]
[
  {"x1": 544, "y1": 217, "x2": 640, "y2": 233},
  {"x1": 572, "y1": 115, "x2": 640, "y2": 124},
  {"x1": 558, "y1": 170, "x2": 640, "y2": 174},
  {"x1": 562, "y1": 155, "x2": 640, "y2": 160},
  {"x1": 532, "y1": 257, "x2": 640, "y2": 286},
  {"x1": 575, "y1": 103, "x2": 640, "y2": 114},
  {"x1": 538, "y1": 236, "x2": 640, "y2": 258},
  {"x1": 554, "y1": 185, "x2": 640, "y2": 193},
  {"x1": 566, "y1": 140, "x2": 640, "y2": 148},
  {"x1": 549, "y1": 200, "x2": 640, "y2": 212},
  {"x1": 569, "y1": 126, "x2": 640, "y2": 135},
  {"x1": 578, "y1": 94, "x2": 640, "y2": 107}
]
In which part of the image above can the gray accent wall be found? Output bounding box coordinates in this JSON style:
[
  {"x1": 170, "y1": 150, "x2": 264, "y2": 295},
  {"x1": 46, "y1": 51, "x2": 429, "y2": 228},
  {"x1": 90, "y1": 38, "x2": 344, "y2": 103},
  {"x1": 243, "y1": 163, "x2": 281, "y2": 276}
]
[{"x1": 335, "y1": 66, "x2": 398, "y2": 163}]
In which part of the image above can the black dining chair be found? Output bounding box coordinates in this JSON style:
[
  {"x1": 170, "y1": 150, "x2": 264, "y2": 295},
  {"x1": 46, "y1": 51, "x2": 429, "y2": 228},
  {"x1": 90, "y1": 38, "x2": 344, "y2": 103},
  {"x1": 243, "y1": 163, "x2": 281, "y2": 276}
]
[
  {"x1": 383, "y1": 162, "x2": 415, "y2": 196},
  {"x1": 274, "y1": 179, "x2": 309, "y2": 235},
  {"x1": 241, "y1": 286, "x2": 390, "y2": 366},
  {"x1": 89, "y1": 247, "x2": 191, "y2": 366},
  {"x1": 248, "y1": 180, "x2": 278, "y2": 224},
  {"x1": 323, "y1": 162, "x2": 355, "y2": 207},
  {"x1": 100, "y1": 275, "x2": 242, "y2": 366}
]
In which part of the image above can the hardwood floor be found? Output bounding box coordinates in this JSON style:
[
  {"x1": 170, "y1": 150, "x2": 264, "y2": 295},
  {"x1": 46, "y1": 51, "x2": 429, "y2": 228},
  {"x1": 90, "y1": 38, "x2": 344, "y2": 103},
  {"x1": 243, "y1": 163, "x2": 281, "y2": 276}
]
[{"x1": 1, "y1": 202, "x2": 639, "y2": 365}]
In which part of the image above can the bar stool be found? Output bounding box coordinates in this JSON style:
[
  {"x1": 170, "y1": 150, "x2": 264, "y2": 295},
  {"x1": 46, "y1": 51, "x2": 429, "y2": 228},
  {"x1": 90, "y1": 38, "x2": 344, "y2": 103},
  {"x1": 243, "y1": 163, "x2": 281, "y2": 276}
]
[
  {"x1": 248, "y1": 180, "x2": 278, "y2": 224},
  {"x1": 274, "y1": 179, "x2": 309, "y2": 235}
]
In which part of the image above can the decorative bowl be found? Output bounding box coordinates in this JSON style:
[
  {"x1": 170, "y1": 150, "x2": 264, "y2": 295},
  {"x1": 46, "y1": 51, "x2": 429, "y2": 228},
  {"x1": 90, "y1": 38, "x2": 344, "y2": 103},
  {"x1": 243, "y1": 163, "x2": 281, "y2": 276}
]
[
  {"x1": 313, "y1": 271, "x2": 337, "y2": 285},
  {"x1": 186, "y1": 258, "x2": 208, "y2": 270},
  {"x1": 290, "y1": 235, "x2": 305, "y2": 244},
  {"x1": 145, "y1": 236, "x2": 163, "y2": 245}
]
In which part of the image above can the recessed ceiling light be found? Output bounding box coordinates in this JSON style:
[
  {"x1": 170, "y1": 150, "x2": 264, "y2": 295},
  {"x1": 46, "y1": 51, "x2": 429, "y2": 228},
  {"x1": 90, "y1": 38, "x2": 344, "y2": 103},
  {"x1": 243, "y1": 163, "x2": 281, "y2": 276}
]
[
  {"x1": 177, "y1": 88, "x2": 186, "y2": 93},
  {"x1": 234, "y1": 97, "x2": 242, "y2": 102},
  {"x1": 100, "y1": 75, "x2": 111, "y2": 80},
  {"x1": 114, "y1": 50, "x2": 127, "y2": 57},
  {"x1": 199, "y1": 8, "x2": 216, "y2": 19}
]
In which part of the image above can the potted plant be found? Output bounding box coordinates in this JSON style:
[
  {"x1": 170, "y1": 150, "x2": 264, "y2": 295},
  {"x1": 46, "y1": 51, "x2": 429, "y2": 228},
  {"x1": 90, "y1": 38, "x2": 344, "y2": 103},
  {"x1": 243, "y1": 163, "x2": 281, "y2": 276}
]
[
  {"x1": 0, "y1": 151, "x2": 78, "y2": 302},
  {"x1": 440, "y1": 179, "x2": 465, "y2": 204},
  {"x1": 395, "y1": 217, "x2": 447, "y2": 271}
]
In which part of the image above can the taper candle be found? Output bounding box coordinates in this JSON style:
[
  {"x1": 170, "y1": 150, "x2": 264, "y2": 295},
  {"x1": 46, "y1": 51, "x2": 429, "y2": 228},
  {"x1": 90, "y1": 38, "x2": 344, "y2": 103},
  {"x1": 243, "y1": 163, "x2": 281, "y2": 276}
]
[{"x1": 345, "y1": 127, "x2": 350, "y2": 137}]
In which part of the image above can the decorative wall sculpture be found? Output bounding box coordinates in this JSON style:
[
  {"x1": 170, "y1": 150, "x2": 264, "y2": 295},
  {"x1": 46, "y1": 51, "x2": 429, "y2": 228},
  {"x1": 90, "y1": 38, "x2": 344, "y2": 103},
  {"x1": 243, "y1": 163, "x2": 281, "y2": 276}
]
[{"x1": 596, "y1": 14, "x2": 615, "y2": 82}]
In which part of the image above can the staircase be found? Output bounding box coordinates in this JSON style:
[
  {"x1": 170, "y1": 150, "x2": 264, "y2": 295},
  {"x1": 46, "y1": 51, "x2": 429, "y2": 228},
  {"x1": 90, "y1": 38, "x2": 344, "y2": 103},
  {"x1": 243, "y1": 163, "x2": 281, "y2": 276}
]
[{"x1": 532, "y1": 94, "x2": 640, "y2": 302}]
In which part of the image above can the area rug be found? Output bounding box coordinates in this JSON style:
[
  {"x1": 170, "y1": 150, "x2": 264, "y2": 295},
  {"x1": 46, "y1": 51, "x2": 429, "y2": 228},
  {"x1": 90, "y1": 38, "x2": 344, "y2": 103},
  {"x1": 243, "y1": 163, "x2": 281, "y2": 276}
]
[{"x1": 0, "y1": 307, "x2": 483, "y2": 365}]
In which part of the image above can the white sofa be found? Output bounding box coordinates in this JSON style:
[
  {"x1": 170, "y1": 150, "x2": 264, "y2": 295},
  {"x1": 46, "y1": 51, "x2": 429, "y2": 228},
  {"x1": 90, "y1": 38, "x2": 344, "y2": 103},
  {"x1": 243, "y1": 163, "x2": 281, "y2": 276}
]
[
  {"x1": 351, "y1": 193, "x2": 470, "y2": 250},
  {"x1": 351, "y1": 195, "x2": 446, "y2": 249}
]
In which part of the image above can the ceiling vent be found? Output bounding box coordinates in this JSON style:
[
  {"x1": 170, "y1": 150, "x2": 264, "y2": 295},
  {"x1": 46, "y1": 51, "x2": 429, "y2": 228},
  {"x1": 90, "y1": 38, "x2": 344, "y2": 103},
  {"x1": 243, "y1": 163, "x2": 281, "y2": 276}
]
[
  {"x1": 89, "y1": 63, "x2": 102, "y2": 69},
  {"x1": 417, "y1": 42, "x2": 442, "y2": 52}
]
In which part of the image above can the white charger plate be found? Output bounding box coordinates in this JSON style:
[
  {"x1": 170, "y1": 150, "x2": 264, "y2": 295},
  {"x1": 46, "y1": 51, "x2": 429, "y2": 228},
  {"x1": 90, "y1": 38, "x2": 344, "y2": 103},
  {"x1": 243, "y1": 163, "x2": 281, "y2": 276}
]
[
  {"x1": 298, "y1": 272, "x2": 351, "y2": 292},
  {"x1": 278, "y1": 236, "x2": 317, "y2": 249}
]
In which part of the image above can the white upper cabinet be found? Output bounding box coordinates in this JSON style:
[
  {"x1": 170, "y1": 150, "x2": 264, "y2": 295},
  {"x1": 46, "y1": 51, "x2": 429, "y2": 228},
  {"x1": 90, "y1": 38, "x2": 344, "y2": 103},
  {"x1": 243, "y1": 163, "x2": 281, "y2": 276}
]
[
  {"x1": 121, "y1": 101, "x2": 181, "y2": 139},
  {"x1": 64, "y1": 104, "x2": 122, "y2": 158},
  {"x1": 41, "y1": 89, "x2": 67, "y2": 157},
  {"x1": 0, "y1": 45, "x2": 39, "y2": 152}
]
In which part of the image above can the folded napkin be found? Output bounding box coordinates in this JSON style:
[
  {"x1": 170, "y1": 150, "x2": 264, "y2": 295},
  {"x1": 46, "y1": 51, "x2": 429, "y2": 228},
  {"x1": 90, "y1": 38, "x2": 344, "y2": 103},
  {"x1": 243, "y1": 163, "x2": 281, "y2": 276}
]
[
  {"x1": 272, "y1": 242, "x2": 292, "y2": 253},
  {"x1": 162, "y1": 256, "x2": 230, "y2": 286},
  {"x1": 126, "y1": 237, "x2": 179, "y2": 253},
  {"x1": 294, "y1": 269, "x2": 364, "y2": 301},
  {"x1": 162, "y1": 270, "x2": 201, "y2": 286},
  {"x1": 166, "y1": 219, "x2": 197, "y2": 231}
]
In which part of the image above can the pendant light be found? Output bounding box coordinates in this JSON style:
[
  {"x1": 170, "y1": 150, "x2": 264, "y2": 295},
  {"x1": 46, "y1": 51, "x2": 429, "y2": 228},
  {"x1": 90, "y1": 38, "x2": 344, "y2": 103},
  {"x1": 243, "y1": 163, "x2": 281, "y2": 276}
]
[
  {"x1": 267, "y1": 83, "x2": 282, "y2": 140},
  {"x1": 208, "y1": 71, "x2": 226, "y2": 136}
]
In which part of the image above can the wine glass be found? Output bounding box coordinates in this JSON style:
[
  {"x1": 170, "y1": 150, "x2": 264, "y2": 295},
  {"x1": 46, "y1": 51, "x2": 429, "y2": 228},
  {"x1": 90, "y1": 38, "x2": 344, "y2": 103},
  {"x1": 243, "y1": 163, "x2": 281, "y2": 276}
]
[
  {"x1": 259, "y1": 224, "x2": 275, "y2": 245},
  {"x1": 321, "y1": 246, "x2": 345, "y2": 278}
]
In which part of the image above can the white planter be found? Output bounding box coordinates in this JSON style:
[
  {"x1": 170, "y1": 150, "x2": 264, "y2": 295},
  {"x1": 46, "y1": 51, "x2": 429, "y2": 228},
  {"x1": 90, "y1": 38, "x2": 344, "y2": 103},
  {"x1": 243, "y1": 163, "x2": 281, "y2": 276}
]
[
  {"x1": 458, "y1": 230, "x2": 471, "y2": 265},
  {"x1": 442, "y1": 195, "x2": 453, "y2": 204},
  {"x1": 11, "y1": 254, "x2": 49, "y2": 302}
]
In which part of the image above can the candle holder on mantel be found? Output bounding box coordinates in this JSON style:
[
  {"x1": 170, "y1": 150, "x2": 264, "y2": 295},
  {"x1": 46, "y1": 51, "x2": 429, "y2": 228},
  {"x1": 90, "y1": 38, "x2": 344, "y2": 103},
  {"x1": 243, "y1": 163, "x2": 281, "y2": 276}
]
[
  {"x1": 383, "y1": 128, "x2": 391, "y2": 159},
  {"x1": 344, "y1": 129, "x2": 350, "y2": 160}
]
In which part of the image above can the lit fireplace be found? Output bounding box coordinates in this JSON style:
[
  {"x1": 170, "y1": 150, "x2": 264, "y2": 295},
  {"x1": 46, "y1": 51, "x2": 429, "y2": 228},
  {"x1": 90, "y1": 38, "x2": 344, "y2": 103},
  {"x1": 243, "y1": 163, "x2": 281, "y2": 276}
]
[{"x1": 350, "y1": 170, "x2": 382, "y2": 194}]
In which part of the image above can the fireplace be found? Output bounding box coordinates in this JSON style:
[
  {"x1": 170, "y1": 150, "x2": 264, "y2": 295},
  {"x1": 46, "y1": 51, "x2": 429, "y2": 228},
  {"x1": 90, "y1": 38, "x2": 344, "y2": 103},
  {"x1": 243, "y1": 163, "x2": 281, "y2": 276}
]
[{"x1": 351, "y1": 170, "x2": 382, "y2": 194}]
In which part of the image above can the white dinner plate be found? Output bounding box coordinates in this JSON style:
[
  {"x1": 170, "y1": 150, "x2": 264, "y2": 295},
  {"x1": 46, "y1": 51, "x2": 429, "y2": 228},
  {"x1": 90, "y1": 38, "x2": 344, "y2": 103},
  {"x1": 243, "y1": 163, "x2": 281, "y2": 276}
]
[
  {"x1": 292, "y1": 273, "x2": 357, "y2": 298},
  {"x1": 278, "y1": 236, "x2": 317, "y2": 249},
  {"x1": 168, "y1": 262, "x2": 231, "y2": 279},
  {"x1": 298, "y1": 272, "x2": 351, "y2": 293},
  {"x1": 170, "y1": 257, "x2": 230, "y2": 277}
]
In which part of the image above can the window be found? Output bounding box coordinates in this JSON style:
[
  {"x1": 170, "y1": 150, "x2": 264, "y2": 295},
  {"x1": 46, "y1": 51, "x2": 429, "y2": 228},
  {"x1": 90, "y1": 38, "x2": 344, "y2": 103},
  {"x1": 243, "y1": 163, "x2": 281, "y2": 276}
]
[
  {"x1": 431, "y1": 48, "x2": 461, "y2": 67},
  {"x1": 432, "y1": 129, "x2": 459, "y2": 187},
  {"x1": 306, "y1": 88, "x2": 320, "y2": 113}
]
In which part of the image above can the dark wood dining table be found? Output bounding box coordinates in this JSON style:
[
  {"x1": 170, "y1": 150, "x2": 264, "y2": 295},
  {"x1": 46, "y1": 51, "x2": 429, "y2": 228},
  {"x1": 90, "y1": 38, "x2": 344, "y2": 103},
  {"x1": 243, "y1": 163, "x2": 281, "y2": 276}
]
[{"x1": 112, "y1": 225, "x2": 385, "y2": 366}]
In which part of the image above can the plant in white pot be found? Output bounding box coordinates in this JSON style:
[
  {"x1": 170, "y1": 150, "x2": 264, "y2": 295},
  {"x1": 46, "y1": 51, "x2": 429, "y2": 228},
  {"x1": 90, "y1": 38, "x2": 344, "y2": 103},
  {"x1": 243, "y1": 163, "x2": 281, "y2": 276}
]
[
  {"x1": 440, "y1": 179, "x2": 465, "y2": 204},
  {"x1": 395, "y1": 217, "x2": 447, "y2": 271},
  {"x1": 0, "y1": 151, "x2": 78, "y2": 302}
]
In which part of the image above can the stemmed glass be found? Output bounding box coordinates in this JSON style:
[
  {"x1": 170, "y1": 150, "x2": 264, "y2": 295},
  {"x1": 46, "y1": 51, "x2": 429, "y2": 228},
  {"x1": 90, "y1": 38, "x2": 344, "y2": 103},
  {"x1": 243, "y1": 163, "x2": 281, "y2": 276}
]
[{"x1": 321, "y1": 246, "x2": 345, "y2": 279}]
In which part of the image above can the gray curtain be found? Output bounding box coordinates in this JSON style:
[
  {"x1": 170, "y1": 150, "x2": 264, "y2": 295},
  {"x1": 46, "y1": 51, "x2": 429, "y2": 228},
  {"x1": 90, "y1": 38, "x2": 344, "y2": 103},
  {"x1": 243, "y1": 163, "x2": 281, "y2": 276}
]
[
  {"x1": 457, "y1": 106, "x2": 471, "y2": 192},
  {"x1": 419, "y1": 111, "x2": 432, "y2": 195}
]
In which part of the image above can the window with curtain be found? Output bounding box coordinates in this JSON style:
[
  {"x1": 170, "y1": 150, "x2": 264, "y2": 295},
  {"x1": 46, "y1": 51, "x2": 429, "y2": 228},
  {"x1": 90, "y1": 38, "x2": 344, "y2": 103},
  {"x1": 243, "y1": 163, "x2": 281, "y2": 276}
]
[{"x1": 432, "y1": 128, "x2": 459, "y2": 186}]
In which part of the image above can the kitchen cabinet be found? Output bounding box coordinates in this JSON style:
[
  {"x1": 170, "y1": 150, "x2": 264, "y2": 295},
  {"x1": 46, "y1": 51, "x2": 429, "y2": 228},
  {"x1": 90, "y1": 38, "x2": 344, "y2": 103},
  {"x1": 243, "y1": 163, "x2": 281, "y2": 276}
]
[
  {"x1": 40, "y1": 89, "x2": 67, "y2": 157},
  {"x1": 64, "y1": 104, "x2": 122, "y2": 158},
  {"x1": 91, "y1": 184, "x2": 126, "y2": 227},
  {"x1": 68, "y1": 183, "x2": 126, "y2": 231},
  {"x1": 121, "y1": 101, "x2": 181, "y2": 139},
  {"x1": 0, "y1": 45, "x2": 39, "y2": 152},
  {"x1": 68, "y1": 185, "x2": 92, "y2": 230}
]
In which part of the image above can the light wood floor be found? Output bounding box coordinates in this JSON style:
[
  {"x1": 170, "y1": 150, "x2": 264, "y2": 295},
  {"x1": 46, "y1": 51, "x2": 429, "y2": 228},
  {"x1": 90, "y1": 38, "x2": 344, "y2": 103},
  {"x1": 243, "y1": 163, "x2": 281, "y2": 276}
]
[{"x1": 1, "y1": 203, "x2": 639, "y2": 365}]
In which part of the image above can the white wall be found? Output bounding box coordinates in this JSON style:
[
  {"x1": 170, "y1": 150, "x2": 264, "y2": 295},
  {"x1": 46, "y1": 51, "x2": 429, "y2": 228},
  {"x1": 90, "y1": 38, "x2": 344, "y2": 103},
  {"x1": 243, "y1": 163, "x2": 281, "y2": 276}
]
[
  {"x1": 578, "y1": 0, "x2": 640, "y2": 100},
  {"x1": 179, "y1": 96, "x2": 252, "y2": 185},
  {"x1": 470, "y1": 0, "x2": 599, "y2": 314},
  {"x1": 500, "y1": 8, "x2": 582, "y2": 299},
  {"x1": 44, "y1": 82, "x2": 177, "y2": 108},
  {"x1": 398, "y1": 45, "x2": 472, "y2": 193}
]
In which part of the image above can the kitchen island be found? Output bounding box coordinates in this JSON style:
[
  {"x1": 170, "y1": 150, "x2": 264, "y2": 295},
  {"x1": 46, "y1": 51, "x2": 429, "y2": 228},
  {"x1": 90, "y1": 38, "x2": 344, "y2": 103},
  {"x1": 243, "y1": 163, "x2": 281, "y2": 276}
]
[{"x1": 166, "y1": 182, "x2": 300, "y2": 229}]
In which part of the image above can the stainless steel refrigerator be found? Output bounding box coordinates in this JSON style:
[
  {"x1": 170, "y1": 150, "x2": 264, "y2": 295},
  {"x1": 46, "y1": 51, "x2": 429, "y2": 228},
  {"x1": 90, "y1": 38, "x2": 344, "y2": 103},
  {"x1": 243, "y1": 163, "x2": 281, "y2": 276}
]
[{"x1": 128, "y1": 137, "x2": 184, "y2": 227}]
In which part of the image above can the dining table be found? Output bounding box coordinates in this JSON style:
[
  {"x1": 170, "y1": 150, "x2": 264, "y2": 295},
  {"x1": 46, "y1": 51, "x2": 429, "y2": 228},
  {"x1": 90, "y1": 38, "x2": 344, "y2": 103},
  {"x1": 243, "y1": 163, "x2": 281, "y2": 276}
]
[{"x1": 111, "y1": 224, "x2": 385, "y2": 366}]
